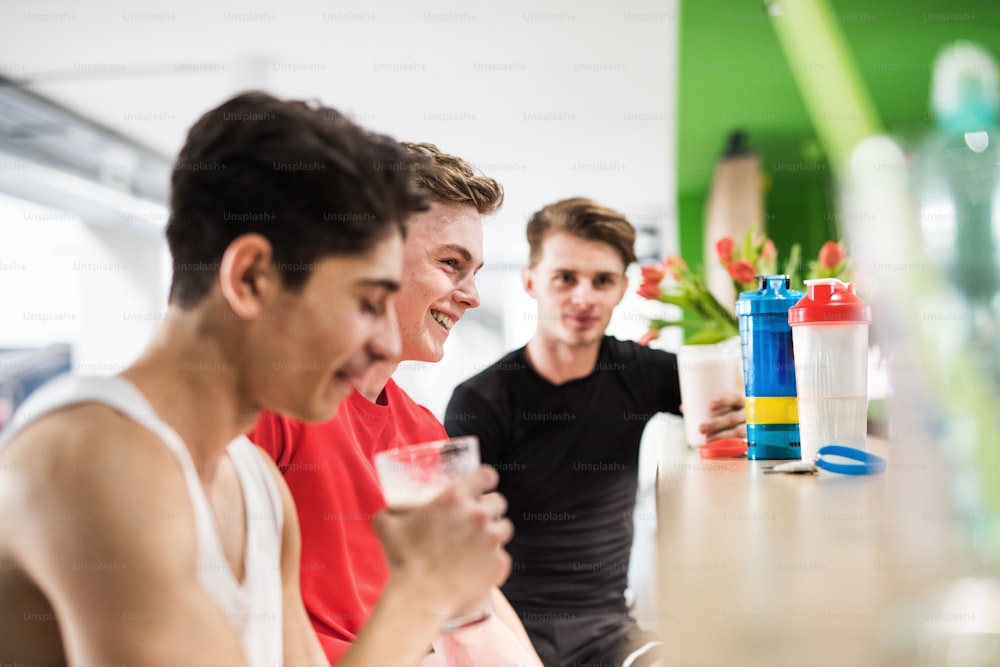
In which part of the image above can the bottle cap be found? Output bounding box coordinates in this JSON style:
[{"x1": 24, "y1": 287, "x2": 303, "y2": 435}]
[
  {"x1": 788, "y1": 278, "x2": 871, "y2": 326},
  {"x1": 699, "y1": 437, "x2": 748, "y2": 459},
  {"x1": 931, "y1": 41, "x2": 999, "y2": 134},
  {"x1": 736, "y1": 275, "x2": 804, "y2": 316}
]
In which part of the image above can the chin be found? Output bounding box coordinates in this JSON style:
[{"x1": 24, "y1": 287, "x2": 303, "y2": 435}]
[
  {"x1": 563, "y1": 330, "x2": 602, "y2": 346},
  {"x1": 415, "y1": 349, "x2": 445, "y2": 364},
  {"x1": 304, "y1": 389, "x2": 353, "y2": 423},
  {"x1": 412, "y1": 337, "x2": 445, "y2": 363}
]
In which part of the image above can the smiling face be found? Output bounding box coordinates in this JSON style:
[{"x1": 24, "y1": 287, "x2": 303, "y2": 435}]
[
  {"x1": 393, "y1": 201, "x2": 484, "y2": 362},
  {"x1": 250, "y1": 232, "x2": 404, "y2": 421},
  {"x1": 523, "y1": 232, "x2": 629, "y2": 349}
]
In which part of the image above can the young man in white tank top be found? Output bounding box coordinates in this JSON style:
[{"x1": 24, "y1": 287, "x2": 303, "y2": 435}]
[{"x1": 0, "y1": 92, "x2": 514, "y2": 667}]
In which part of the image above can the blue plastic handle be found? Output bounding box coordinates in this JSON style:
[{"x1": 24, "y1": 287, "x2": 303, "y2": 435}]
[{"x1": 815, "y1": 445, "x2": 886, "y2": 476}]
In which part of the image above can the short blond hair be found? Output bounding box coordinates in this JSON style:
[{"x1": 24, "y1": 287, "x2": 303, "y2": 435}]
[
  {"x1": 526, "y1": 197, "x2": 636, "y2": 268},
  {"x1": 401, "y1": 142, "x2": 503, "y2": 215}
]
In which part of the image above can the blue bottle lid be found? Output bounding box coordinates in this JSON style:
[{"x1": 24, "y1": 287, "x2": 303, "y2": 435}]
[
  {"x1": 931, "y1": 41, "x2": 999, "y2": 135},
  {"x1": 736, "y1": 275, "x2": 805, "y2": 316}
]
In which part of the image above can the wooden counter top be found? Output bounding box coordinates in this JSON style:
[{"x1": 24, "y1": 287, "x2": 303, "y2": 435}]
[{"x1": 655, "y1": 436, "x2": 971, "y2": 665}]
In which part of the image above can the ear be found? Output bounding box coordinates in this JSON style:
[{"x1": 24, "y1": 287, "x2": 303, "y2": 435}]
[
  {"x1": 521, "y1": 266, "x2": 535, "y2": 298},
  {"x1": 218, "y1": 234, "x2": 275, "y2": 319}
]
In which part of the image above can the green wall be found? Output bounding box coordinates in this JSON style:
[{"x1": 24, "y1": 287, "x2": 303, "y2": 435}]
[{"x1": 677, "y1": 0, "x2": 1000, "y2": 270}]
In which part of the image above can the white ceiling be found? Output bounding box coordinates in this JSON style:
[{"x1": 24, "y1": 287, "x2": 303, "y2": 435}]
[{"x1": 0, "y1": 0, "x2": 678, "y2": 315}]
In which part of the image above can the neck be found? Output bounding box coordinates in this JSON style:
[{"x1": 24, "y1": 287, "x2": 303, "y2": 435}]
[
  {"x1": 354, "y1": 360, "x2": 397, "y2": 403},
  {"x1": 524, "y1": 335, "x2": 603, "y2": 385},
  {"x1": 120, "y1": 307, "x2": 256, "y2": 486}
]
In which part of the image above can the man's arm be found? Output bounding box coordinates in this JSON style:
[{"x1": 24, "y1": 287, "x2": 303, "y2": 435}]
[
  {"x1": 430, "y1": 588, "x2": 544, "y2": 666},
  {"x1": 267, "y1": 446, "x2": 514, "y2": 666},
  {"x1": 349, "y1": 467, "x2": 513, "y2": 663},
  {"x1": 5, "y1": 407, "x2": 246, "y2": 667},
  {"x1": 487, "y1": 587, "x2": 541, "y2": 660},
  {"x1": 266, "y1": 448, "x2": 437, "y2": 667}
]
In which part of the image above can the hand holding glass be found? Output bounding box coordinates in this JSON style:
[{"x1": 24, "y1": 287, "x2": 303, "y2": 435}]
[
  {"x1": 374, "y1": 435, "x2": 494, "y2": 632},
  {"x1": 677, "y1": 339, "x2": 744, "y2": 447}
]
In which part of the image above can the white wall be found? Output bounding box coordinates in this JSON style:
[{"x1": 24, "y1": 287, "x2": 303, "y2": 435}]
[
  {"x1": 0, "y1": 192, "x2": 168, "y2": 374},
  {"x1": 1, "y1": 0, "x2": 681, "y2": 400}
]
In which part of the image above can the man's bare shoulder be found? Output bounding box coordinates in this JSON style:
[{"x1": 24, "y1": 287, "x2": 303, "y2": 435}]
[
  {"x1": 0, "y1": 402, "x2": 195, "y2": 559},
  {"x1": 0, "y1": 404, "x2": 247, "y2": 666},
  {"x1": 2, "y1": 400, "x2": 185, "y2": 481}
]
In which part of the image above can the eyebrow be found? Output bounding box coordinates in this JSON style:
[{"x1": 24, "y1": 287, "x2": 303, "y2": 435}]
[
  {"x1": 437, "y1": 244, "x2": 484, "y2": 270},
  {"x1": 553, "y1": 268, "x2": 622, "y2": 277},
  {"x1": 357, "y1": 278, "x2": 401, "y2": 292}
]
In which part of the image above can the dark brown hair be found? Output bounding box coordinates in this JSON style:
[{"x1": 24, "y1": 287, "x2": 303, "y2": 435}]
[{"x1": 166, "y1": 92, "x2": 429, "y2": 308}]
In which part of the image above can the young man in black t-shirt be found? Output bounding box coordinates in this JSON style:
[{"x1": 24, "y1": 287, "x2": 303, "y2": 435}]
[{"x1": 445, "y1": 197, "x2": 746, "y2": 667}]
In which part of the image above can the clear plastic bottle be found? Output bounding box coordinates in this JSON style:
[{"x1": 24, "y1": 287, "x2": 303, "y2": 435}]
[
  {"x1": 910, "y1": 41, "x2": 1000, "y2": 564},
  {"x1": 912, "y1": 41, "x2": 1000, "y2": 392},
  {"x1": 891, "y1": 41, "x2": 1000, "y2": 664},
  {"x1": 843, "y1": 40, "x2": 1000, "y2": 664}
]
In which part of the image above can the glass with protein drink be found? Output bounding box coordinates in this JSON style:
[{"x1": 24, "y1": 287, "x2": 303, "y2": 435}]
[{"x1": 374, "y1": 435, "x2": 494, "y2": 632}]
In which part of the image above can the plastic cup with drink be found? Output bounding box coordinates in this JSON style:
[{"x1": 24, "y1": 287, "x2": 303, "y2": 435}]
[
  {"x1": 677, "y1": 338, "x2": 744, "y2": 447},
  {"x1": 373, "y1": 435, "x2": 494, "y2": 632}
]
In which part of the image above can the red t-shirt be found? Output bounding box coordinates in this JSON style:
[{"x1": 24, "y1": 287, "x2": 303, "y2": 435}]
[{"x1": 248, "y1": 379, "x2": 446, "y2": 663}]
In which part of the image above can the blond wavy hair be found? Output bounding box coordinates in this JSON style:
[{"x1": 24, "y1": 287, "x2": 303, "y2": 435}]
[{"x1": 401, "y1": 142, "x2": 503, "y2": 215}]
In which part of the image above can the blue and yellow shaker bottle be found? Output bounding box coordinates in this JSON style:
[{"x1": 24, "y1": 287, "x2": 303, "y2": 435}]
[{"x1": 736, "y1": 275, "x2": 804, "y2": 459}]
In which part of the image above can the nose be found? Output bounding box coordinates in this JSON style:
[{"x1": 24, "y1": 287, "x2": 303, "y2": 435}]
[
  {"x1": 570, "y1": 280, "x2": 595, "y2": 306},
  {"x1": 455, "y1": 273, "x2": 480, "y2": 309},
  {"x1": 369, "y1": 306, "x2": 402, "y2": 364}
]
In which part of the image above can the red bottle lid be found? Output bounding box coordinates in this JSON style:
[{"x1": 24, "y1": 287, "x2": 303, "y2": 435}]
[
  {"x1": 788, "y1": 278, "x2": 871, "y2": 326},
  {"x1": 699, "y1": 437, "x2": 748, "y2": 459}
]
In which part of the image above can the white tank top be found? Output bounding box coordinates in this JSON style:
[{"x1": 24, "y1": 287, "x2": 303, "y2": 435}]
[{"x1": 0, "y1": 375, "x2": 284, "y2": 667}]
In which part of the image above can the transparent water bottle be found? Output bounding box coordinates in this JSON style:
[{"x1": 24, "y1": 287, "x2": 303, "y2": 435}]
[
  {"x1": 844, "y1": 41, "x2": 1000, "y2": 664},
  {"x1": 909, "y1": 42, "x2": 1000, "y2": 564},
  {"x1": 912, "y1": 41, "x2": 1000, "y2": 395}
]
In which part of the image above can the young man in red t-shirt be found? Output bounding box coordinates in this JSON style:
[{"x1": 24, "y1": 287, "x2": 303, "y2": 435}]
[{"x1": 249, "y1": 143, "x2": 541, "y2": 665}]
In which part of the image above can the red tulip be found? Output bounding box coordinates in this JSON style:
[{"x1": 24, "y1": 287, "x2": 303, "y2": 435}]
[
  {"x1": 664, "y1": 255, "x2": 687, "y2": 280},
  {"x1": 728, "y1": 259, "x2": 756, "y2": 285},
  {"x1": 819, "y1": 241, "x2": 844, "y2": 269},
  {"x1": 761, "y1": 239, "x2": 776, "y2": 261},
  {"x1": 638, "y1": 329, "x2": 660, "y2": 346},
  {"x1": 637, "y1": 280, "x2": 662, "y2": 300},
  {"x1": 715, "y1": 237, "x2": 735, "y2": 265},
  {"x1": 640, "y1": 263, "x2": 666, "y2": 284}
]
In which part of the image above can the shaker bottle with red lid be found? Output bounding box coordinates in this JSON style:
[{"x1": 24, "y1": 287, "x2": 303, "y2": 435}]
[{"x1": 788, "y1": 278, "x2": 872, "y2": 462}]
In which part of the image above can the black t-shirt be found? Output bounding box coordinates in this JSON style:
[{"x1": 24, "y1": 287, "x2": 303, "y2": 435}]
[{"x1": 444, "y1": 336, "x2": 681, "y2": 613}]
